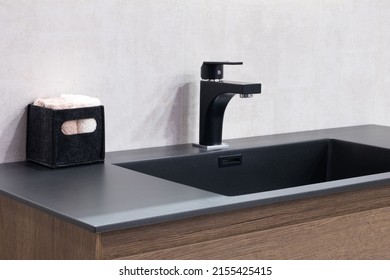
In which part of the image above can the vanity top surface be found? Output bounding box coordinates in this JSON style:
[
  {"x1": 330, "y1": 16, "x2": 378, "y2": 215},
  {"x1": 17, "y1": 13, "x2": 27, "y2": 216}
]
[{"x1": 1, "y1": 125, "x2": 390, "y2": 233}]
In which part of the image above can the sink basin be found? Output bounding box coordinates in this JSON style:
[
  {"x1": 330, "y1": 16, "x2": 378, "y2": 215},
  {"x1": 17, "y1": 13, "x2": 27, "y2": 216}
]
[{"x1": 116, "y1": 139, "x2": 390, "y2": 196}]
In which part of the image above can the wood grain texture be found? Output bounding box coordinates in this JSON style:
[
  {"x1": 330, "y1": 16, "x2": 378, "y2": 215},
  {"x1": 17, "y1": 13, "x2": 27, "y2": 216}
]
[
  {"x1": 0, "y1": 195, "x2": 99, "y2": 259},
  {"x1": 127, "y1": 206, "x2": 390, "y2": 259},
  {"x1": 101, "y1": 184, "x2": 390, "y2": 259}
]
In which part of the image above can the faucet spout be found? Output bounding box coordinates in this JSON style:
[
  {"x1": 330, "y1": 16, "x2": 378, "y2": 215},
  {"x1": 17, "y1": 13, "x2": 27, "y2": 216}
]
[{"x1": 198, "y1": 80, "x2": 261, "y2": 148}]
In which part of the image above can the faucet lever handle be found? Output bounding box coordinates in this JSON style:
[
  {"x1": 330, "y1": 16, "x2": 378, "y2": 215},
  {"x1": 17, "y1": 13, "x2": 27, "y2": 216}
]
[{"x1": 201, "y1": 61, "x2": 243, "y2": 80}]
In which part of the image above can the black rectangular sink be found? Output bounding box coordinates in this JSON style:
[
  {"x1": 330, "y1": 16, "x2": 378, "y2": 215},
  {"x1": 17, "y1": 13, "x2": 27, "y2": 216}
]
[{"x1": 116, "y1": 139, "x2": 390, "y2": 196}]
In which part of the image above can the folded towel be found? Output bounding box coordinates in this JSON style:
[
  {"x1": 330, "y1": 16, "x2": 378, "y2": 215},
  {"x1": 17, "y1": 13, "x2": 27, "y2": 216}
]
[{"x1": 33, "y1": 95, "x2": 102, "y2": 135}]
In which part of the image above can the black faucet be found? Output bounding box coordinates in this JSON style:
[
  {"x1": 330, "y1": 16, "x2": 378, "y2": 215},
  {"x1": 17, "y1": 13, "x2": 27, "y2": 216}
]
[{"x1": 195, "y1": 61, "x2": 262, "y2": 149}]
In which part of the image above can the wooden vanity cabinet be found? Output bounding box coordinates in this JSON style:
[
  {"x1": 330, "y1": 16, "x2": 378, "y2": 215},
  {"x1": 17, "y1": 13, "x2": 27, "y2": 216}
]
[{"x1": 2, "y1": 184, "x2": 390, "y2": 259}]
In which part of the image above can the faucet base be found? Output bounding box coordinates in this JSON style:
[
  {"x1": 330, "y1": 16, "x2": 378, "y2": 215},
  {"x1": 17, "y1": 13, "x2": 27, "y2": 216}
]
[{"x1": 193, "y1": 143, "x2": 229, "y2": 150}]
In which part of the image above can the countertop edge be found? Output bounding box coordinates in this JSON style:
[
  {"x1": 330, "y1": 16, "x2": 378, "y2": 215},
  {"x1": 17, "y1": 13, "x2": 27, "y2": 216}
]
[{"x1": 2, "y1": 124, "x2": 390, "y2": 233}]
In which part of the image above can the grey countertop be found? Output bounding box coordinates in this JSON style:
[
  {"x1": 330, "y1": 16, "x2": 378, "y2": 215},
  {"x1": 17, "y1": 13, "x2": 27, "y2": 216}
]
[{"x1": 2, "y1": 124, "x2": 390, "y2": 233}]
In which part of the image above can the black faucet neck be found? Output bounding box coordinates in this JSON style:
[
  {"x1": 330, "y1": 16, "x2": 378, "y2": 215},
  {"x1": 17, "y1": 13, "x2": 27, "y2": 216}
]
[
  {"x1": 198, "y1": 80, "x2": 261, "y2": 147},
  {"x1": 199, "y1": 82, "x2": 235, "y2": 146}
]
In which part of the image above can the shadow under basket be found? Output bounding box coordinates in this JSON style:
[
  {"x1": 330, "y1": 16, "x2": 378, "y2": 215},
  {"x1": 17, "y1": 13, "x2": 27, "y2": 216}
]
[{"x1": 26, "y1": 104, "x2": 105, "y2": 168}]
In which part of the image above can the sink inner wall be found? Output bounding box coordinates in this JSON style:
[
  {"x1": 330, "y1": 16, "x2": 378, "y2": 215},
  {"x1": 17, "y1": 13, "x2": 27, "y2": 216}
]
[{"x1": 116, "y1": 139, "x2": 390, "y2": 196}]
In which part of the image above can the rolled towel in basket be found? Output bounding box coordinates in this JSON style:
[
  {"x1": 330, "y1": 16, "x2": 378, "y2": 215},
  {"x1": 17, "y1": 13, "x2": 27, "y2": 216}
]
[{"x1": 60, "y1": 94, "x2": 101, "y2": 133}]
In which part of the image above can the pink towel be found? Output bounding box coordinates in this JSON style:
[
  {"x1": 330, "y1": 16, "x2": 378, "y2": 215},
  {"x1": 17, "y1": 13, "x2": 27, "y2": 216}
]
[
  {"x1": 61, "y1": 121, "x2": 79, "y2": 135},
  {"x1": 33, "y1": 95, "x2": 101, "y2": 135},
  {"x1": 33, "y1": 98, "x2": 78, "y2": 135}
]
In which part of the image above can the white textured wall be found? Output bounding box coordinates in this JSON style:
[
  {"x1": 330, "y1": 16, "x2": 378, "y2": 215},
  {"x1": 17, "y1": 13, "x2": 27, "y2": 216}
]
[{"x1": 0, "y1": 0, "x2": 389, "y2": 163}]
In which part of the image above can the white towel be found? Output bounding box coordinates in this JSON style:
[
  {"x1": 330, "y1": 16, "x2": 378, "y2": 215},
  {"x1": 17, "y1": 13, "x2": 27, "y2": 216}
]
[
  {"x1": 60, "y1": 94, "x2": 101, "y2": 133},
  {"x1": 60, "y1": 94, "x2": 101, "y2": 107}
]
